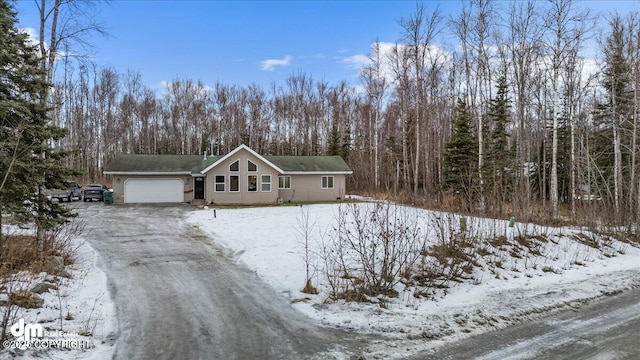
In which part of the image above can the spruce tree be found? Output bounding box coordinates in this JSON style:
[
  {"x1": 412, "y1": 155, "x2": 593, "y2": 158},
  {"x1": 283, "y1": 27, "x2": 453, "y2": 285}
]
[
  {"x1": 592, "y1": 15, "x2": 632, "y2": 219},
  {"x1": 485, "y1": 75, "x2": 513, "y2": 216},
  {"x1": 443, "y1": 98, "x2": 478, "y2": 210},
  {"x1": 327, "y1": 119, "x2": 341, "y2": 156},
  {"x1": 0, "y1": 0, "x2": 76, "y2": 253},
  {"x1": 340, "y1": 126, "x2": 351, "y2": 161}
]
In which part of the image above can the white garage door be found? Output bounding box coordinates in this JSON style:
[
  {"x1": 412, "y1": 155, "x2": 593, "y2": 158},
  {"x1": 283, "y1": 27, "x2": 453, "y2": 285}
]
[{"x1": 124, "y1": 179, "x2": 184, "y2": 203}]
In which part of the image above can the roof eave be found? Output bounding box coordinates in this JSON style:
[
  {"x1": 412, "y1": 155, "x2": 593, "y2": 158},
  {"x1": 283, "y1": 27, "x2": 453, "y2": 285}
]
[
  {"x1": 200, "y1": 144, "x2": 285, "y2": 174},
  {"x1": 103, "y1": 171, "x2": 192, "y2": 175},
  {"x1": 281, "y1": 171, "x2": 353, "y2": 175}
]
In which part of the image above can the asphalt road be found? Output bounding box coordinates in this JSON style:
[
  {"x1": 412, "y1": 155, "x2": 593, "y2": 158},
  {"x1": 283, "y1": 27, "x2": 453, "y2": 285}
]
[
  {"x1": 77, "y1": 203, "x2": 365, "y2": 360},
  {"x1": 414, "y1": 287, "x2": 640, "y2": 360}
]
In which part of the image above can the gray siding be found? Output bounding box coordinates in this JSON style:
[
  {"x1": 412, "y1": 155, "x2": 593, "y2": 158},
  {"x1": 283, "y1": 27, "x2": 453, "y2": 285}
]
[
  {"x1": 105, "y1": 146, "x2": 351, "y2": 205},
  {"x1": 278, "y1": 174, "x2": 347, "y2": 202},
  {"x1": 204, "y1": 149, "x2": 279, "y2": 204}
]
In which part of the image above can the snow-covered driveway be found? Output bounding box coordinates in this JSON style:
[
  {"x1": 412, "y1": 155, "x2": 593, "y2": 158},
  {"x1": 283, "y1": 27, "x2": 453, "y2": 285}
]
[{"x1": 78, "y1": 204, "x2": 363, "y2": 359}]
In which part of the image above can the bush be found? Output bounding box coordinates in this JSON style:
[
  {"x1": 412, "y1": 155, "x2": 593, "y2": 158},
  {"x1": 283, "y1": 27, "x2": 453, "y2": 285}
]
[{"x1": 324, "y1": 202, "x2": 424, "y2": 299}]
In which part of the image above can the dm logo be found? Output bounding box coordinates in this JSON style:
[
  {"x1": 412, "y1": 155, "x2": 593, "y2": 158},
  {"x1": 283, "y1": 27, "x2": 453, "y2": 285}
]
[{"x1": 10, "y1": 319, "x2": 44, "y2": 350}]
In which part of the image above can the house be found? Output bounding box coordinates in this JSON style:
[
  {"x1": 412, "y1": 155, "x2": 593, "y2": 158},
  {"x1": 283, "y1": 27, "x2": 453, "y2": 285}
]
[{"x1": 103, "y1": 144, "x2": 352, "y2": 204}]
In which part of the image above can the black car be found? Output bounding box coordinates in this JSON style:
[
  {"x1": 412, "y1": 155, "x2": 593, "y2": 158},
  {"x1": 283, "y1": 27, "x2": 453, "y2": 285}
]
[{"x1": 83, "y1": 184, "x2": 109, "y2": 202}]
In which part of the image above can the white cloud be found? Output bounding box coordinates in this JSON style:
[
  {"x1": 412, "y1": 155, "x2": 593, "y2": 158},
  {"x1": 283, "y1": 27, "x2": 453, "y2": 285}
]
[
  {"x1": 17, "y1": 27, "x2": 40, "y2": 47},
  {"x1": 581, "y1": 57, "x2": 600, "y2": 83},
  {"x1": 259, "y1": 55, "x2": 292, "y2": 71},
  {"x1": 343, "y1": 41, "x2": 451, "y2": 91},
  {"x1": 342, "y1": 53, "x2": 370, "y2": 69},
  {"x1": 343, "y1": 42, "x2": 405, "y2": 87},
  {"x1": 17, "y1": 27, "x2": 80, "y2": 59}
]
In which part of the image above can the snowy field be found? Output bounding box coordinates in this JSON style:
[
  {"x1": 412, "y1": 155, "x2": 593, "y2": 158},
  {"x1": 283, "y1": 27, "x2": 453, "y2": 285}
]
[
  {"x1": 187, "y1": 202, "x2": 640, "y2": 357},
  {"x1": 4, "y1": 201, "x2": 639, "y2": 359},
  {"x1": 0, "y1": 225, "x2": 116, "y2": 360}
]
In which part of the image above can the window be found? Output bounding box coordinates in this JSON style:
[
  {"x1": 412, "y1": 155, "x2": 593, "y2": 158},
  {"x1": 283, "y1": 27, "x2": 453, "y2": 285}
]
[
  {"x1": 230, "y1": 175, "x2": 239, "y2": 192},
  {"x1": 321, "y1": 176, "x2": 334, "y2": 189},
  {"x1": 247, "y1": 160, "x2": 257, "y2": 172},
  {"x1": 261, "y1": 175, "x2": 271, "y2": 192},
  {"x1": 229, "y1": 160, "x2": 239, "y2": 172},
  {"x1": 278, "y1": 176, "x2": 291, "y2": 189},
  {"x1": 214, "y1": 175, "x2": 225, "y2": 192},
  {"x1": 248, "y1": 175, "x2": 257, "y2": 192}
]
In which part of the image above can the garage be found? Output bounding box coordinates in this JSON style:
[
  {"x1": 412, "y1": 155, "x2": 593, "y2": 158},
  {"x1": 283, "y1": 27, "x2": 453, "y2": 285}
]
[{"x1": 124, "y1": 178, "x2": 184, "y2": 203}]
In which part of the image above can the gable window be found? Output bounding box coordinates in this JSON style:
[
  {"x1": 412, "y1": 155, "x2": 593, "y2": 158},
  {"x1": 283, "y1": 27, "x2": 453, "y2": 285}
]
[
  {"x1": 229, "y1": 160, "x2": 239, "y2": 172},
  {"x1": 230, "y1": 175, "x2": 239, "y2": 192},
  {"x1": 214, "y1": 175, "x2": 225, "y2": 192},
  {"x1": 248, "y1": 160, "x2": 257, "y2": 172},
  {"x1": 278, "y1": 176, "x2": 291, "y2": 189},
  {"x1": 321, "y1": 176, "x2": 334, "y2": 189},
  {"x1": 261, "y1": 175, "x2": 271, "y2": 192},
  {"x1": 248, "y1": 175, "x2": 257, "y2": 192}
]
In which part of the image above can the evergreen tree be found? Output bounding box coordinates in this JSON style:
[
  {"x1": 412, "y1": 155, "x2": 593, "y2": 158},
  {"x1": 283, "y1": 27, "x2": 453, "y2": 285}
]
[
  {"x1": 443, "y1": 98, "x2": 478, "y2": 211},
  {"x1": 327, "y1": 119, "x2": 341, "y2": 156},
  {"x1": 485, "y1": 75, "x2": 513, "y2": 216},
  {"x1": 591, "y1": 15, "x2": 633, "y2": 219},
  {"x1": 340, "y1": 125, "x2": 351, "y2": 161},
  {"x1": 0, "y1": 0, "x2": 76, "y2": 253}
]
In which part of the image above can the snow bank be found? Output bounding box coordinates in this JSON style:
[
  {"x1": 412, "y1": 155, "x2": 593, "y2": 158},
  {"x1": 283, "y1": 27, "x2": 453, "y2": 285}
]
[
  {"x1": 187, "y1": 203, "x2": 640, "y2": 356},
  {"x1": 0, "y1": 237, "x2": 117, "y2": 360}
]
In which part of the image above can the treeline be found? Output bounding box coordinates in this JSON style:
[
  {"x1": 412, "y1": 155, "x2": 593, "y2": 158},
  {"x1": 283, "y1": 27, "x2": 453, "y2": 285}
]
[{"x1": 42, "y1": 0, "x2": 640, "y2": 224}]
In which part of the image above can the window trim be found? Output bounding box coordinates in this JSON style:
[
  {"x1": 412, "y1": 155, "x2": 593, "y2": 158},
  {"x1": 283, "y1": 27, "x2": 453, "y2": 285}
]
[
  {"x1": 229, "y1": 159, "x2": 240, "y2": 172},
  {"x1": 247, "y1": 175, "x2": 258, "y2": 192},
  {"x1": 247, "y1": 159, "x2": 258, "y2": 172},
  {"x1": 321, "y1": 175, "x2": 334, "y2": 189},
  {"x1": 214, "y1": 174, "x2": 225, "y2": 192},
  {"x1": 229, "y1": 175, "x2": 240, "y2": 192},
  {"x1": 278, "y1": 176, "x2": 291, "y2": 189},
  {"x1": 261, "y1": 174, "x2": 271, "y2": 192}
]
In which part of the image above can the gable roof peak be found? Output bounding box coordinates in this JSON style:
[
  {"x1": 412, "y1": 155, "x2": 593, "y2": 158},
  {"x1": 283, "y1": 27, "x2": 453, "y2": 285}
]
[{"x1": 199, "y1": 144, "x2": 285, "y2": 174}]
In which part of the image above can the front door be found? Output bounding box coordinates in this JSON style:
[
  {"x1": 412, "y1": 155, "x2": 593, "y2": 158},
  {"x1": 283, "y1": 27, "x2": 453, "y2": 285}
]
[{"x1": 194, "y1": 177, "x2": 205, "y2": 200}]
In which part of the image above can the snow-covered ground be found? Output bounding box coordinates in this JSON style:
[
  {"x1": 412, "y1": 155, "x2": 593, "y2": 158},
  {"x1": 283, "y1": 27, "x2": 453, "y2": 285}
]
[
  {"x1": 0, "y1": 225, "x2": 117, "y2": 360},
  {"x1": 187, "y1": 202, "x2": 640, "y2": 357},
  {"x1": 5, "y1": 201, "x2": 638, "y2": 359}
]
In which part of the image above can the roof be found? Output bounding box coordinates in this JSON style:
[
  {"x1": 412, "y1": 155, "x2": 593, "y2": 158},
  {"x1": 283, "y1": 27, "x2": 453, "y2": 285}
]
[
  {"x1": 104, "y1": 154, "x2": 212, "y2": 174},
  {"x1": 104, "y1": 145, "x2": 352, "y2": 175},
  {"x1": 199, "y1": 144, "x2": 284, "y2": 174},
  {"x1": 265, "y1": 156, "x2": 352, "y2": 174}
]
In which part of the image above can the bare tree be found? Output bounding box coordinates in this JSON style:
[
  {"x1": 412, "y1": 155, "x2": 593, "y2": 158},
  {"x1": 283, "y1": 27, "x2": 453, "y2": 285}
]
[
  {"x1": 400, "y1": 3, "x2": 443, "y2": 195},
  {"x1": 450, "y1": 0, "x2": 496, "y2": 212},
  {"x1": 35, "y1": 0, "x2": 107, "y2": 86},
  {"x1": 295, "y1": 207, "x2": 318, "y2": 294},
  {"x1": 505, "y1": 0, "x2": 544, "y2": 215},
  {"x1": 387, "y1": 43, "x2": 413, "y2": 191},
  {"x1": 361, "y1": 40, "x2": 388, "y2": 189},
  {"x1": 544, "y1": 0, "x2": 591, "y2": 219}
]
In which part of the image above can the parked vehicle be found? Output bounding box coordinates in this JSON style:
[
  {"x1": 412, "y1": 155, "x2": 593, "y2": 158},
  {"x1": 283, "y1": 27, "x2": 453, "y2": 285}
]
[
  {"x1": 45, "y1": 181, "x2": 83, "y2": 202},
  {"x1": 83, "y1": 184, "x2": 109, "y2": 202}
]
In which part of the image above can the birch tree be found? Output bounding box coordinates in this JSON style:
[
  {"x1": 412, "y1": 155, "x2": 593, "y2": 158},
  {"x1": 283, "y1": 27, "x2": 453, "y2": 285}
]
[
  {"x1": 450, "y1": 0, "x2": 496, "y2": 212},
  {"x1": 544, "y1": 0, "x2": 590, "y2": 219},
  {"x1": 400, "y1": 3, "x2": 443, "y2": 194},
  {"x1": 361, "y1": 40, "x2": 388, "y2": 188},
  {"x1": 505, "y1": 0, "x2": 544, "y2": 214},
  {"x1": 600, "y1": 14, "x2": 632, "y2": 222}
]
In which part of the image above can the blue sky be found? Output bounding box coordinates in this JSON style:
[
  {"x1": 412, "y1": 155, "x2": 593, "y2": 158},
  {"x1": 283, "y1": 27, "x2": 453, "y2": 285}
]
[
  {"x1": 14, "y1": 0, "x2": 447, "y2": 89},
  {"x1": 12, "y1": 1, "x2": 640, "y2": 90}
]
